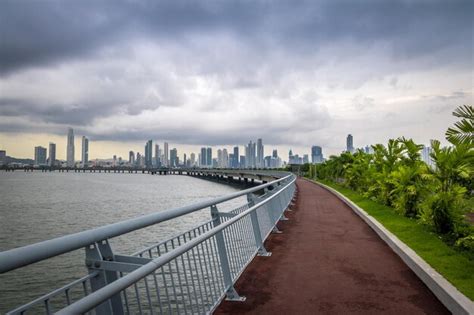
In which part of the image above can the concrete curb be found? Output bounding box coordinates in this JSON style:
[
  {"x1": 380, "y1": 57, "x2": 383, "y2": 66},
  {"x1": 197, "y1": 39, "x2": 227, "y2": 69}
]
[{"x1": 310, "y1": 180, "x2": 474, "y2": 315}]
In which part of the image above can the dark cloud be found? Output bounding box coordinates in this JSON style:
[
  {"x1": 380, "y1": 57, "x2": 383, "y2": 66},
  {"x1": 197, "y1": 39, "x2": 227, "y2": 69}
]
[
  {"x1": 1, "y1": 0, "x2": 472, "y2": 75},
  {"x1": 0, "y1": 0, "x2": 472, "y2": 151}
]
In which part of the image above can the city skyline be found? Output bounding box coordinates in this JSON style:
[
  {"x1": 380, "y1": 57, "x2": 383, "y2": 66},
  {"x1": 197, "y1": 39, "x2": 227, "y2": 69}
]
[{"x1": 0, "y1": 1, "x2": 471, "y2": 161}]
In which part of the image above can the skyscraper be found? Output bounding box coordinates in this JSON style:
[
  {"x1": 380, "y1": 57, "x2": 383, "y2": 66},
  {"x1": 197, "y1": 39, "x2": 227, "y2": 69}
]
[
  {"x1": 233, "y1": 146, "x2": 239, "y2": 168},
  {"x1": 257, "y1": 138, "x2": 264, "y2": 168},
  {"x1": 155, "y1": 144, "x2": 160, "y2": 167},
  {"x1": 34, "y1": 146, "x2": 47, "y2": 165},
  {"x1": 206, "y1": 148, "x2": 212, "y2": 168},
  {"x1": 311, "y1": 146, "x2": 323, "y2": 163},
  {"x1": 346, "y1": 134, "x2": 354, "y2": 153},
  {"x1": 217, "y1": 149, "x2": 223, "y2": 167},
  {"x1": 81, "y1": 136, "x2": 89, "y2": 168},
  {"x1": 164, "y1": 142, "x2": 169, "y2": 167},
  {"x1": 190, "y1": 153, "x2": 196, "y2": 166},
  {"x1": 67, "y1": 128, "x2": 75, "y2": 167},
  {"x1": 170, "y1": 148, "x2": 178, "y2": 167},
  {"x1": 145, "y1": 140, "x2": 153, "y2": 168},
  {"x1": 48, "y1": 143, "x2": 56, "y2": 167},
  {"x1": 200, "y1": 147, "x2": 207, "y2": 167},
  {"x1": 129, "y1": 151, "x2": 135, "y2": 165},
  {"x1": 272, "y1": 149, "x2": 278, "y2": 158},
  {"x1": 246, "y1": 141, "x2": 256, "y2": 168},
  {"x1": 222, "y1": 148, "x2": 228, "y2": 168}
]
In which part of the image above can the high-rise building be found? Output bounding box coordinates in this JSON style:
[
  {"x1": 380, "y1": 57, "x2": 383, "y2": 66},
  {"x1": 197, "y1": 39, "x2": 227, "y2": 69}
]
[
  {"x1": 129, "y1": 151, "x2": 135, "y2": 165},
  {"x1": 272, "y1": 149, "x2": 278, "y2": 158},
  {"x1": 217, "y1": 149, "x2": 223, "y2": 168},
  {"x1": 170, "y1": 148, "x2": 178, "y2": 167},
  {"x1": 190, "y1": 153, "x2": 196, "y2": 166},
  {"x1": 303, "y1": 154, "x2": 309, "y2": 164},
  {"x1": 34, "y1": 146, "x2": 47, "y2": 165},
  {"x1": 48, "y1": 143, "x2": 56, "y2": 167},
  {"x1": 67, "y1": 128, "x2": 75, "y2": 167},
  {"x1": 200, "y1": 147, "x2": 207, "y2": 167},
  {"x1": 257, "y1": 138, "x2": 264, "y2": 168},
  {"x1": 164, "y1": 142, "x2": 169, "y2": 167},
  {"x1": 222, "y1": 148, "x2": 228, "y2": 168},
  {"x1": 155, "y1": 144, "x2": 160, "y2": 167},
  {"x1": 0, "y1": 150, "x2": 6, "y2": 166},
  {"x1": 206, "y1": 148, "x2": 212, "y2": 168},
  {"x1": 113, "y1": 155, "x2": 117, "y2": 167},
  {"x1": 233, "y1": 146, "x2": 239, "y2": 168},
  {"x1": 183, "y1": 153, "x2": 187, "y2": 167},
  {"x1": 422, "y1": 145, "x2": 434, "y2": 168},
  {"x1": 311, "y1": 146, "x2": 323, "y2": 164},
  {"x1": 245, "y1": 141, "x2": 256, "y2": 168},
  {"x1": 145, "y1": 140, "x2": 153, "y2": 168},
  {"x1": 346, "y1": 134, "x2": 354, "y2": 153},
  {"x1": 81, "y1": 136, "x2": 89, "y2": 168}
]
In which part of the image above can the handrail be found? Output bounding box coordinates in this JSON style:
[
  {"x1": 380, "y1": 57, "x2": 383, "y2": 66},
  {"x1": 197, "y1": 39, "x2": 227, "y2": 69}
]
[
  {"x1": 0, "y1": 173, "x2": 292, "y2": 274},
  {"x1": 56, "y1": 175, "x2": 296, "y2": 314}
]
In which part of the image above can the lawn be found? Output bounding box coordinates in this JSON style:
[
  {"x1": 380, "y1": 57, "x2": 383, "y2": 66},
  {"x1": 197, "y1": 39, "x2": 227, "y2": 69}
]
[{"x1": 314, "y1": 179, "x2": 474, "y2": 301}]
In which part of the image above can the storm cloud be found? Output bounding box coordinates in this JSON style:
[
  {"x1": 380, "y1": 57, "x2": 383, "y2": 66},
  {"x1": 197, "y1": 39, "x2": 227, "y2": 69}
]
[{"x1": 0, "y1": 0, "x2": 472, "y2": 155}]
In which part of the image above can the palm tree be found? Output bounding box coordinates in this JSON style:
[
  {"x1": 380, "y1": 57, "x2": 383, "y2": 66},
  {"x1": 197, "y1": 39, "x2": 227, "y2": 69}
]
[{"x1": 445, "y1": 105, "x2": 473, "y2": 145}]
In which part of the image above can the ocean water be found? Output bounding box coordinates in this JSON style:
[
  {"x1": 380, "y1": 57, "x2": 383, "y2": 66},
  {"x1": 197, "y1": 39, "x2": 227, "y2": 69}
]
[{"x1": 0, "y1": 172, "x2": 244, "y2": 313}]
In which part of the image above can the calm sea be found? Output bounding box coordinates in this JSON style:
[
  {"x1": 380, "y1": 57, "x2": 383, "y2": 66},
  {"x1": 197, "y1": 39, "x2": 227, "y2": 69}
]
[{"x1": 0, "y1": 172, "x2": 244, "y2": 313}]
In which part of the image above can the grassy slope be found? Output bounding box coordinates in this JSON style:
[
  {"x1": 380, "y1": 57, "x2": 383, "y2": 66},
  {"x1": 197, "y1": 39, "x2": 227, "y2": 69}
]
[{"x1": 315, "y1": 179, "x2": 474, "y2": 301}]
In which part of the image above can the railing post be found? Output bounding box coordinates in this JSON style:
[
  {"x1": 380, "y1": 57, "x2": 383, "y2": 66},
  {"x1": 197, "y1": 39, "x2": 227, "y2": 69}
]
[
  {"x1": 210, "y1": 205, "x2": 246, "y2": 301},
  {"x1": 85, "y1": 240, "x2": 124, "y2": 314},
  {"x1": 247, "y1": 193, "x2": 272, "y2": 256}
]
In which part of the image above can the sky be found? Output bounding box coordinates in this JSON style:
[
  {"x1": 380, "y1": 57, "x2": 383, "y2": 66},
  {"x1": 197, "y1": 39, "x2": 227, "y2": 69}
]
[{"x1": 0, "y1": 0, "x2": 473, "y2": 161}]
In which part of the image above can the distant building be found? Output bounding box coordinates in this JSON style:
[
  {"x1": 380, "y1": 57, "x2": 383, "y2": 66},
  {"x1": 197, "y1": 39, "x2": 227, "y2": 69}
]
[
  {"x1": 48, "y1": 143, "x2": 56, "y2": 167},
  {"x1": 422, "y1": 145, "x2": 434, "y2": 167},
  {"x1": 346, "y1": 134, "x2": 354, "y2": 153},
  {"x1": 164, "y1": 142, "x2": 169, "y2": 167},
  {"x1": 200, "y1": 147, "x2": 207, "y2": 167},
  {"x1": 154, "y1": 144, "x2": 160, "y2": 167},
  {"x1": 257, "y1": 138, "x2": 264, "y2": 168},
  {"x1": 245, "y1": 141, "x2": 256, "y2": 168},
  {"x1": 113, "y1": 155, "x2": 117, "y2": 167},
  {"x1": 311, "y1": 146, "x2": 323, "y2": 164},
  {"x1": 206, "y1": 148, "x2": 212, "y2": 168},
  {"x1": 272, "y1": 149, "x2": 278, "y2": 159},
  {"x1": 170, "y1": 148, "x2": 178, "y2": 167},
  {"x1": 222, "y1": 148, "x2": 228, "y2": 168},
  {"x1": 303, "y1": 154, "x2": 309, "y2": 164},
  {"x1": 0, "y1": 150, "x2": 6, "y2": 166},
  {"x1": 240, "y1": 155, "x2": 246, "y2": 168},
  {"x1": 81, "y1": 136, "x2": 89, "y2": 168},
  {"x1": 233, "y1": 146, "x2": 239, "y2": 168},
  {"x1": 129, "y1": 151, "x2": 135, "y2": 165},
  {"x1": 190, "y1": 153, "x2": 196, "y2": 166},
  {"x1": 67, "y1": 128, "x2": 75, "y2": 167},
  {"x1": 144, "y1": 140, "x2": 153, "y2": 168},
  {"x1": 34, "y1": 146, "x2": 47, "y2": 165}
]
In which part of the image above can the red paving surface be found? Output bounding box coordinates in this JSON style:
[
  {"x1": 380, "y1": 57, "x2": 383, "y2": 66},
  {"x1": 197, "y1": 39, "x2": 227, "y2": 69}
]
[{"x1": 215, "y1": 178, "x2": 449, "y2": 315}]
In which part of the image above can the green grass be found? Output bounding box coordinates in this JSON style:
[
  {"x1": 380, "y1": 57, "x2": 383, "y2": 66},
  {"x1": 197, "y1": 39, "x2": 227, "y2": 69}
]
[{"x1": 314, "y1": 179, "x2": 474, "y2": 301}]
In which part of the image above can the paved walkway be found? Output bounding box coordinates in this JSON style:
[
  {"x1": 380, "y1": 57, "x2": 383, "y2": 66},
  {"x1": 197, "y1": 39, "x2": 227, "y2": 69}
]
[{"x1": 215, "y1": 179, "x2": 449, "y2": 314}]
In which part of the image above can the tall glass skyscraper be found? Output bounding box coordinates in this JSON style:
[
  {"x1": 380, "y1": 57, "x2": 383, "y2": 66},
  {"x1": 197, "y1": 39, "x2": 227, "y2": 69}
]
[
  {"x1": 48, "y1": 142, "x2": 56, "y2": 167},
  {"x1": 346, "y1": 134, "x2": 354, "y2": 153},
  {"x1": 81, "y1": 136, "x2": 89, "y2": 168},
  {"x1": 67, "y1": 128, "x2": 75, "y2": 167}
]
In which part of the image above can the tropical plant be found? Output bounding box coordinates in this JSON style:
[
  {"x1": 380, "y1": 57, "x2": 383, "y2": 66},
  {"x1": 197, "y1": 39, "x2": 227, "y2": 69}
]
[{"x1": 446, "y1": 104, "x2": 474, "y2": 145}]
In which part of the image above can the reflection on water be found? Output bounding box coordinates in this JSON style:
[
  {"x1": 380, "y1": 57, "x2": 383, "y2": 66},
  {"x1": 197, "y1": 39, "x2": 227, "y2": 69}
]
[{"x1": 0, "y1": 172, "x2": 244, "y2": 313}]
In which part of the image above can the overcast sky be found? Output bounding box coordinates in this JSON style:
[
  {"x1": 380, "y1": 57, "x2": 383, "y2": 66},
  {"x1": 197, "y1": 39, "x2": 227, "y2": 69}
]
[{"x1": 0, "y1": 0, "x2": 473, "y2": 160}]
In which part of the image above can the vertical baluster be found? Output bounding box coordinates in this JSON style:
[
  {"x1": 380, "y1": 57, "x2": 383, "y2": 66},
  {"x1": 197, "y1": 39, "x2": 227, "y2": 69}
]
[
  {"x1": 149, "y1": 249, "x2": 164, "y2": 315},
  {"x1": 157, "y1": 246, "x2": 172, "y2": 314}
]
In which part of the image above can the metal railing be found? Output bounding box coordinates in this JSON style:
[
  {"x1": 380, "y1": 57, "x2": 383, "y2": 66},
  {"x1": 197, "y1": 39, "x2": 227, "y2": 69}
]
[{"x1": 0, "y1": 173, "x2": 297, "y2": 314}]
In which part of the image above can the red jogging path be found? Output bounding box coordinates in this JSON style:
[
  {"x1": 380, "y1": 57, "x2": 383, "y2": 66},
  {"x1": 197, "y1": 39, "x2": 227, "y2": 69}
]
[{"x1": 215, "y1": 179, "x2": 449, "y2": 314}]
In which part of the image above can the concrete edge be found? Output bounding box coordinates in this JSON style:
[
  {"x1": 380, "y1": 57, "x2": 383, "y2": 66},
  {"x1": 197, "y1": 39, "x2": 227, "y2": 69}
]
[{"x1": 309, "y1": 179, "x2": 474, "y2": 315}]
